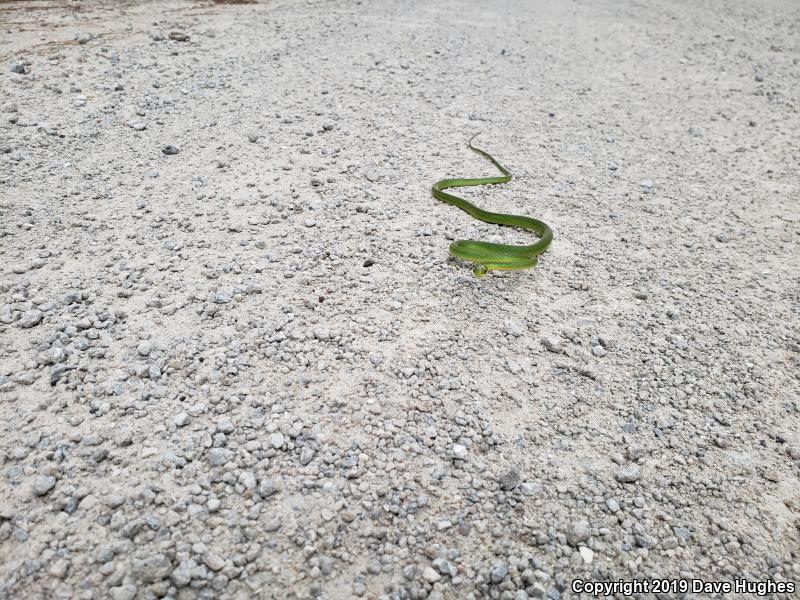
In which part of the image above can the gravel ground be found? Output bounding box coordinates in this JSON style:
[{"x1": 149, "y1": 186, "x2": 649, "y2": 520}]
[{"x1": 1, "y1": 0, "x2": 799, "y2": 599}]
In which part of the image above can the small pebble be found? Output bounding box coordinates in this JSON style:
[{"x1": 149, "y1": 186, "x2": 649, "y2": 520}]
[
  {"x1": 489, "y1": 562, "x2": 508, "y2": 583},
  {"x1": 32, "y1": 474, "x2": 56, "y2": 496},
  {"x1": 16, "y1": 310, "x2": 43, "y2": 329},
  {"x1": 541, "y1": 336, "x2": 563, "y2": 353},
  {"x1": 615, "y1": 464, "x2": 642, "y2": 483},
  {"x1": 498, "y1": 469, "x2": 520, "y2": 491},
  {"x1": 567, "y1": 520, "x2": 591, "y2": 546},
  {"x1": 452, "y1": 444, "x2": 468, "y2": 460},
  {"x1": 208, "y1": 448, "x2": 233, "y2": 466}
]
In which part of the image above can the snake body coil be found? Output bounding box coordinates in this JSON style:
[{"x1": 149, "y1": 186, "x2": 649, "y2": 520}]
[{"x1": 432, "y1": 135, "x2": 553, "y2": 277}]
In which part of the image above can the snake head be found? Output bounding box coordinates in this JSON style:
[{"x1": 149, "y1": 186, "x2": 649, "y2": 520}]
[{"x1": 472, "y1": 264, "x2": 488, "y2": 277}]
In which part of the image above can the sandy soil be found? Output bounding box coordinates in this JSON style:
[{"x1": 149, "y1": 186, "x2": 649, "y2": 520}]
[{"x1": 1, "y1": 0, "x2": 799, "y2": 598}]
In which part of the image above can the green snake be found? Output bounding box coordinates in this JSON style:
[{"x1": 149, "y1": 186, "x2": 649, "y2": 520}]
[{"x1": 432, "y1": 134, "x2": 553, "y2": 277}]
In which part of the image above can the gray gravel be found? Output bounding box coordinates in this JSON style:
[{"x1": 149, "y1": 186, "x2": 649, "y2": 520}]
[{"x1": 1, "y1": 0, "x2": 799, "y2": 599}]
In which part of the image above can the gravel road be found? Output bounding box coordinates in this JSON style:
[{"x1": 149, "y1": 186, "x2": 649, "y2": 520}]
[{"x1": 1, "y1": 0, "x2": 799, "y2": 598}]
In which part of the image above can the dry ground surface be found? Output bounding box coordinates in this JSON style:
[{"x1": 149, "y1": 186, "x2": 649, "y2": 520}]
[{"x1": 1, "y1": 0, "x2": 799, "y2": 599}]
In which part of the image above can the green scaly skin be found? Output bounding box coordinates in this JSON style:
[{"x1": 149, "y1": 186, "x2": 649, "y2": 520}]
[{"x1": 432, "y1": 134, "x2": 553, "y2": 277}]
